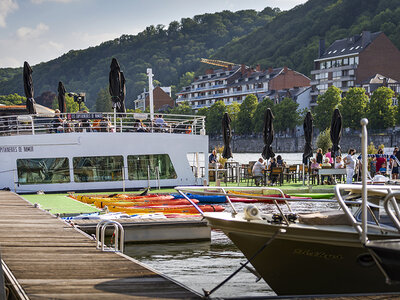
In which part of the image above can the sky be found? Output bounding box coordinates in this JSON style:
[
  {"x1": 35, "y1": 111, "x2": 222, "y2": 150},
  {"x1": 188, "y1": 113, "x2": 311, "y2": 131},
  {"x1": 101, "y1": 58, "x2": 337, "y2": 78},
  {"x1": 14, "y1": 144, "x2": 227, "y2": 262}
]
[{"x1": 0, "y1": 0, "x2": 307, "y2": 68}]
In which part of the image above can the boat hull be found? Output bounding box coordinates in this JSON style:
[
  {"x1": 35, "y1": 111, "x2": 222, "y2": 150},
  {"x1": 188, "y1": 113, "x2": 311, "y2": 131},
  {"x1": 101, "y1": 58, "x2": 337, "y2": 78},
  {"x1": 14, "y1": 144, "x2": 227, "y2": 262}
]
[{"x1": 205, "y1": 213, "x2": 400, "y2": 295}]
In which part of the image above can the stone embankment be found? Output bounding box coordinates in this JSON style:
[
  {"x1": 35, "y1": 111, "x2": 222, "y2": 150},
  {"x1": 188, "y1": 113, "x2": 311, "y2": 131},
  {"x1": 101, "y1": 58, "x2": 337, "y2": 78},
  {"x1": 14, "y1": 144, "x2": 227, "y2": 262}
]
[{"x1": 210, "y1": 133, "x2": 400, "y2": 153}]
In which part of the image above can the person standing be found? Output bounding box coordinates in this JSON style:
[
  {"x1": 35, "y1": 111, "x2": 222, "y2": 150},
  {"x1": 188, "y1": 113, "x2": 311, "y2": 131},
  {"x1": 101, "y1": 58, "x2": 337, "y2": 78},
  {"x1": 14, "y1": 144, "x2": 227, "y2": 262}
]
[
  {"x1": 316, "y1": 148, "x2": 323, "y2": 164},
  {"x1": 325, "y1": 148, "x2": 333, "y2": 164},
  {"x1": 392, "y1": 147, "x2": 399, "y2": 179},
  {"x1": 344, "y1": 148, "x2": 356, "y2": 184},
  {"x1": 375, "y1": 148, "x2": 386, "y2": 173}
]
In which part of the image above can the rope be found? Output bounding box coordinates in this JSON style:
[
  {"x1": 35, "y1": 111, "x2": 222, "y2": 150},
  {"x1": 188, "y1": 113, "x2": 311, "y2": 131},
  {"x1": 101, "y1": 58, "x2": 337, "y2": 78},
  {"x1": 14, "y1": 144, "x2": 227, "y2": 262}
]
[{"x1": 202, "y1": 228, "x2": 285, "y2": 298}]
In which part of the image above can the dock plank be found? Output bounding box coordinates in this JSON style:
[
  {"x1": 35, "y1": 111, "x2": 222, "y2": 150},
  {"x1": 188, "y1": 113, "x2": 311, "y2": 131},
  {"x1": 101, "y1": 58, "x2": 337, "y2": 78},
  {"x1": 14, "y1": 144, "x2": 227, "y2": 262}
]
[{"x1": 0, "y1": 191, "x2": 200, "y2": 299}]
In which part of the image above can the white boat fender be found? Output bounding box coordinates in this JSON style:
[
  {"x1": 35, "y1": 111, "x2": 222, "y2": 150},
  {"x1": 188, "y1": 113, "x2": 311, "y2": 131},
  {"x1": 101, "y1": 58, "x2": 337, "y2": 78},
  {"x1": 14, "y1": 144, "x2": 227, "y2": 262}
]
[{"x1": 243, "y1": 204, "x2": 261, "y2": 221}]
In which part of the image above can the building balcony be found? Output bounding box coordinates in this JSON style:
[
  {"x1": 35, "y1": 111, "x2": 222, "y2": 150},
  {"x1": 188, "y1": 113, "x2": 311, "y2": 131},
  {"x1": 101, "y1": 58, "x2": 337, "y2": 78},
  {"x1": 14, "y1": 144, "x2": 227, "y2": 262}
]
[{"x1": 310, "y1": 64, "x2": 358, "y2": 75}]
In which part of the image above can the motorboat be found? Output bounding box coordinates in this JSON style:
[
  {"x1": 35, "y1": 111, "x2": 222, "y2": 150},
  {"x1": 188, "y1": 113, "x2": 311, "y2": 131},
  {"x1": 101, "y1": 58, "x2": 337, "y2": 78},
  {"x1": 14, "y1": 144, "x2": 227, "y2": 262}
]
[
  {"x1": 176, "y1": 119, "x2": 400, "y2": 296},
  {"x1": 0, "y1": 112, "x2": 208, "y2": 193}
]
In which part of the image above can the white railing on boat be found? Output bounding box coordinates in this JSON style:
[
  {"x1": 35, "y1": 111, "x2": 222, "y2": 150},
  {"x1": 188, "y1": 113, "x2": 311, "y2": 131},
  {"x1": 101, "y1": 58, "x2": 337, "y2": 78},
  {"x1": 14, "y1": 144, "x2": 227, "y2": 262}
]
[{"x1": 0, "y1": 112, "x2": 206, "y2": 136}]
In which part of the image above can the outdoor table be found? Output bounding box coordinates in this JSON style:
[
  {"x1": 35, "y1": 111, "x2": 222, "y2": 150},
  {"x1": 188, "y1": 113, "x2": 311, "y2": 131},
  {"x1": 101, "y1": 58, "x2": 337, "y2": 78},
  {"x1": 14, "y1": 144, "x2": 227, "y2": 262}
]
[{"x1": 318, "y1": 168, "x2": 346, "y2": 184}]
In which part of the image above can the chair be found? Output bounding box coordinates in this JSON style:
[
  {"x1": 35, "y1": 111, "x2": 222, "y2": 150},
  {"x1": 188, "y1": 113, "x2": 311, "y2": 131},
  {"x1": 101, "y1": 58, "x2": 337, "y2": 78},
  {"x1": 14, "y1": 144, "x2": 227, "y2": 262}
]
[
  {"x1": 284, "y1": 165, "x2": 298, "y2": 183},
  {"x1": 298, "y1": 165, "x2": 309, "y2": 181},
  {"x1": 270, "y1": 167, "x2": 283, "y2": 186}
]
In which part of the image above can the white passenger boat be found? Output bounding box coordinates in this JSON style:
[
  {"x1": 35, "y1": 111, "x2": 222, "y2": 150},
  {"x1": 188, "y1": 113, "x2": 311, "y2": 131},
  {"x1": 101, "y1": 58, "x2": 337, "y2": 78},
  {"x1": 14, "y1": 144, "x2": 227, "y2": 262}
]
[
  {"x1": 0, "y1": 112, "x2": 208, "y2": 193},
  {"x1": 176, "y1": 119, "x2": 400, "y2": 296}
]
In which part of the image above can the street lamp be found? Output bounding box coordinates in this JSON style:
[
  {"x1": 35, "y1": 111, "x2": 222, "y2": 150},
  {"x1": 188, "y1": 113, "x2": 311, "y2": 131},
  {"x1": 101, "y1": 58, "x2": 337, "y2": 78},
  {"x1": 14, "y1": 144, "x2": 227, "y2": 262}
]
[{"x1": 68, "y1": 92, "x2": 86, "y2": 111}]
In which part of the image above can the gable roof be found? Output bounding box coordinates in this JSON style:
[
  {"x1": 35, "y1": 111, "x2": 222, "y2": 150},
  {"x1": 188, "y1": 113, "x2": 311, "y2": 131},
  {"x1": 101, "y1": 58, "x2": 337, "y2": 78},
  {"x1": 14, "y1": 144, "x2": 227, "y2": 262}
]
[{"x1": 316, "y1": 31, "x2": 381, "y2": 61}]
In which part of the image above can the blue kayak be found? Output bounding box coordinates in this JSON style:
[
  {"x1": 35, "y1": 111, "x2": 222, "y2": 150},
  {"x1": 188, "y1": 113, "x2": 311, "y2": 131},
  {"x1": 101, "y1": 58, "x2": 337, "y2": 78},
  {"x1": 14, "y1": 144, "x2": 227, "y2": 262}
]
[{"x1": 172, "y1": 193, "x2": 227, "y2": 204}]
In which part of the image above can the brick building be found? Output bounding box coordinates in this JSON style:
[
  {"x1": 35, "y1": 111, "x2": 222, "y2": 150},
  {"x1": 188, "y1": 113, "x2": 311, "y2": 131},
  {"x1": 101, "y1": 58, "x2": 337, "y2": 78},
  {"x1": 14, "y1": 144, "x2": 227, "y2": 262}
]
[
  {"x1": 310, "y1": 31, "x2": 400, "y2": 105},
  {"x1": 176, "y1": 64, "x2": 310, "y2": 111},
  {"x1": 134, "y1": 86, "x2": 174, "y2": 111}
]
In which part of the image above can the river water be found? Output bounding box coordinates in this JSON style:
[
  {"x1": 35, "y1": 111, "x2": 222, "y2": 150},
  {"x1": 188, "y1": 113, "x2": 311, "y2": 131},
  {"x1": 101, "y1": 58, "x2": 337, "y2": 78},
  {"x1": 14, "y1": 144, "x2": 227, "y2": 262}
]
[{"x1": 125, "y1": 200, "x2": 338, "y2": 298}]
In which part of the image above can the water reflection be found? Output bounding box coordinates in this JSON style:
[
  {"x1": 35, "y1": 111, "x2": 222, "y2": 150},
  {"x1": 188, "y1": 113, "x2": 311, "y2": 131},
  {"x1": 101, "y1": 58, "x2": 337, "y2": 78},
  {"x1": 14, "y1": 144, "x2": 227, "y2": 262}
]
[
  {"x1": 124, "y1": 199, "x2": 337, "y2": 298},
  {"x1": 125, "y1": 230, "x2": 275, "y2": 298}
]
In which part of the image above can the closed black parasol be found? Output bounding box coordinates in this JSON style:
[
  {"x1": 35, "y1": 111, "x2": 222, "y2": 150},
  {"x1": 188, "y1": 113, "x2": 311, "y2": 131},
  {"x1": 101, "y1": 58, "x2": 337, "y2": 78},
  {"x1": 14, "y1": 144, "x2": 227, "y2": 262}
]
[
  {"x1": 109, "y1": 58, "x2": 123, "y2": 111},
  {"x1": 330, "y1": 108, "x2": 342, "y2": 160},
  {"x1": 23, "y1": 61, "x2": 36, "y2": 114},
  {"x1": 302, "y1": 111, "x2": 313, "y2": 164},
  {"x1": 118, "y1": 71, "x2": 126, "y2": 113},
  {"x1": 58, "y1": 81, "x2": 66, "y2": 113},
  {"x1": 262, "y1": 108, "x2": 275, "y2": 160},
  {"x1": 222, "y1": 112, "x2": 232, "y2": 159}
]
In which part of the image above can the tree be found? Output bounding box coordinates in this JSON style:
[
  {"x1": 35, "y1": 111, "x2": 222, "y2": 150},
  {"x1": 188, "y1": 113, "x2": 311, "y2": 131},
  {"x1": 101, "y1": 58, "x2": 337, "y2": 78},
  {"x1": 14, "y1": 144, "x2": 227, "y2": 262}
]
[
  {"x1": 366, "y1": 86, "x2": 395, "y2": 129},
  {"x1": 0, "y1": 93, "x2": 25, "y2": 105},
  {"x1": 206, "y1": 100, "x2": 226, "y2": 135},
  {"x1": 316, "y1": 128, "x2": 332, "y2": 154},
  {"x1": 237, "y1": 94, "x2": 258, "y2": 134},
  {"x1": 340, "y1": 87, "x2": 368, "y2": 129},
  {"x1": 226, "y1": 101, "x2": 240, "y2": 133},
  {"x1": 169, "y1": 101, "x2": 193, "y2": 115},
  {"x1": 396, "y1": 94, "x2": 400, "y2": 125},
  {"x1": 314, "y1": 86, "x2": 342, "y2": 131},
  {"x1": 52, "y1": 95, "x2": 88, "y2": 112},
  {"x1": 95, "y1": 88, "x2": 113, "y2": 112},
  {"x1": 273, "y1": 97, "x2": 300, "y2": 133},
  {"x1": 253, "y1": 97, "x2": 274, "y2": 133}
]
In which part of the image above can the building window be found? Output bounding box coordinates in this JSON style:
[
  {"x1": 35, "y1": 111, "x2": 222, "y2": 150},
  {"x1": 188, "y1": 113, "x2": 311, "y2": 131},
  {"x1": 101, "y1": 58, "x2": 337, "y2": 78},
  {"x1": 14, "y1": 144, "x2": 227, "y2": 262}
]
[
  {"x1": 343, "y1": 58, "x2": 349, "y2": 65},
  {"x1": 17, "y1": 157, "x2": 70, "y2": 185},
  {"x1": 333, "y1": 71, "x2": 341, "y2": 80},
  {"x1": 326, "y1": 61, "x2": 331, "y2": 68},
  {"x1": 355, "y1": 56, "x2": 359, "y2": 64},
  {"x1": 349, "y1": 57, "x2": 355, "y2": 65},
  {"x1": 73, "y1": 156, "x2": 123, "y2": 182},
  {"x1": 127, "y1": 154, "x2": 177, "y2": 180}
]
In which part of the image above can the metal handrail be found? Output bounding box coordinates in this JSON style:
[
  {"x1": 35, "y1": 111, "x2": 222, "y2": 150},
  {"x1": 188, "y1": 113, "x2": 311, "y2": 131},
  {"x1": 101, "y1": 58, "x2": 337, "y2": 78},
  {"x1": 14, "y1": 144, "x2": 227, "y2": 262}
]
[
  {"x1": 0, "y1": 112, "x2": 206, "y2": 136},
  {"x1": 175, "y1": 186, "x2": 292, "y2": 225},
  {"x1": 95, "y1": 220, "x2": 124, "y2": 253}
]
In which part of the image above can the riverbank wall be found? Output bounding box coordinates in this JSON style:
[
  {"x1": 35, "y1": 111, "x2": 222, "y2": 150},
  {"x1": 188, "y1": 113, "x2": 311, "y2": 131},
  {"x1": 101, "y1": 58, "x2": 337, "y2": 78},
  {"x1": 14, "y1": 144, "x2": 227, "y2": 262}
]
[{"x1": 209, "y1": 133, "x2": 400, "y2": 153}]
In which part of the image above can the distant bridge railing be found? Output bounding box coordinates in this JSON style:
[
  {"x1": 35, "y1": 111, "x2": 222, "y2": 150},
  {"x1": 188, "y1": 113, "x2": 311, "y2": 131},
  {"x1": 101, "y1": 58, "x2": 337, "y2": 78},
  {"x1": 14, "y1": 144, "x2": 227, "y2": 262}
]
[{"x1": 0, "y1": 112, "x2": 206, "y2": 136}]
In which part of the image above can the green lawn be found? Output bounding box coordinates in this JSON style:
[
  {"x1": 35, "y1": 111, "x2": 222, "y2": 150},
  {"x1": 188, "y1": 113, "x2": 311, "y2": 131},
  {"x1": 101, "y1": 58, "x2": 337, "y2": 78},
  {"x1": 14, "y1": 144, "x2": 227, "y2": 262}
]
[{"x1": 21, "y1": 181, "x2": 335, "y2": 215}]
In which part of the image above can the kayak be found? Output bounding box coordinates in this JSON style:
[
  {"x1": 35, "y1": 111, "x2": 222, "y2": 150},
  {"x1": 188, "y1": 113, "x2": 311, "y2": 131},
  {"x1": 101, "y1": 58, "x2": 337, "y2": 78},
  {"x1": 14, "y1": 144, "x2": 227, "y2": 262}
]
[
  {"x1": 289, "y1": 193, "x2": 335, "y2": 199},
  {"x1": 94, "y1": 198, "x2": 199, "y2": 208},
  {"x1": 107, "y1": 204, "x2": 225, "y2": 214},
  {"x1": 172, "y1": 193, "x2": 227, "y2": 203},
  {"x1": 72, "y1": 194, "x2": 174, "y2": 204}
]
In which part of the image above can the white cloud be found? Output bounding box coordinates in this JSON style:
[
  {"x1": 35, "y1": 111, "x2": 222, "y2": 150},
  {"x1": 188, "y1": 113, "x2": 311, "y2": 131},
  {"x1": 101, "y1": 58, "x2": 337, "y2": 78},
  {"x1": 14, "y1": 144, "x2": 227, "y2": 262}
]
[
  {"x1": 0, "y1": 0, "x2": 18, "y2": 28},
  {"x1": 17, "y1": 23, "x2": 49, "y2": 39},
  {"x1": 31, "y1": 0, "x2": 76, "y2": 4}
]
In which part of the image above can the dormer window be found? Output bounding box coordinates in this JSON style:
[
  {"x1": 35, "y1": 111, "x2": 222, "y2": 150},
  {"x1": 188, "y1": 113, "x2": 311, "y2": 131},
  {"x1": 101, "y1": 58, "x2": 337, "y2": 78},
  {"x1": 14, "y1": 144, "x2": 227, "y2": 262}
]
[
  {"x1": 328, "y1": 51, "x2": 332, "y2": 54},
  {"x1": 245, "y1": 78, "x2": 249, "y2": 82},
  {"x1": 332, "y1": 50, "x2": 337, "y2": 54},
  {"x1": 355, "y1": 46, "x2": 360, "y2": 49},
  {"x1": 349, "y1": 47, "x2": 354, "y2": 50},
  {"x1": 341, "y1": 48, "x2": 345, "y2": 52}
]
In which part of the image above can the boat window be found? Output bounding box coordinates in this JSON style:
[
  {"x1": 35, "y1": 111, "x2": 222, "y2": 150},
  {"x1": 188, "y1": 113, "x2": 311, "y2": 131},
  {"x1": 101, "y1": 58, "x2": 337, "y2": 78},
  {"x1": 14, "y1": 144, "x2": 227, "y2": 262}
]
[
  {"x1": 73, "y1": 156, "x2": 123, "y2": 182},
  {"x1": 127, "y1": 154, "x2": 177, "y2": 180},
  {"x1": 17, "y1": 157, "x2": 70, "y2": 184}
]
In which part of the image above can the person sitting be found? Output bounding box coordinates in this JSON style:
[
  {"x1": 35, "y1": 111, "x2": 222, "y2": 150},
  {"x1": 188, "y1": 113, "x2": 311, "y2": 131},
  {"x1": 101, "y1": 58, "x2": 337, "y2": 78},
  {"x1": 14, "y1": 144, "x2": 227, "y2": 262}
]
[
  {"x1": 321, "y1": 158, "x2": 331, "y2": 184},
  {"x1": 52, "y1": 109, "x2": 64, "y2": 133},
  {"x1": 276, "y1": 155, "x2": 283, "y2": 166},
  {"x1": 325, "y1": 148, "x2": 333, "y2": 164},
  {"x1": 267, "y1": 157, "x2": 278, "y2": 185},
  {"x1": 209, "y1": 150, "x2": 217, "y2": 164},
  {"x1": 379, "y1": 162, "x2": 387, "y2": 175},
  {"x1": 136, "y1": 120, "x2": 148, "y2": 132},
  {"x1": 252, "y1": 158, "x2": 266, "y2": 186},
  {"x1": 334, "y1": 156, "x2": 344, "y2": 169}
]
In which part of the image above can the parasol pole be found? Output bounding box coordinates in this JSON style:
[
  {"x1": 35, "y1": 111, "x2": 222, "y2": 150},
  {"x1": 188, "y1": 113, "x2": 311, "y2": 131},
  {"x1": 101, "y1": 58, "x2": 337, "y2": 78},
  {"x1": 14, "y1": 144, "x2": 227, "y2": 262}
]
[{"x1": 147, "y1": 68, "x2": 154, "y2": 130}]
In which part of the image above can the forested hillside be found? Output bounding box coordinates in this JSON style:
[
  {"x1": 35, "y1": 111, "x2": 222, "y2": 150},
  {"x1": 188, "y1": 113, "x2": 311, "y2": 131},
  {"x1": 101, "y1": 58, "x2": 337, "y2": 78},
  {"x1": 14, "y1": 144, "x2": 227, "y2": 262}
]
[
  {"x1": 0, "y1": 8, "x2": 278, "y2": 109},
  {"x1": 210, "y1": 0, "x2": 400, "y2": 76},
  {"x1": 2, "y1": 0, "x2": 400, "y2": 110}
]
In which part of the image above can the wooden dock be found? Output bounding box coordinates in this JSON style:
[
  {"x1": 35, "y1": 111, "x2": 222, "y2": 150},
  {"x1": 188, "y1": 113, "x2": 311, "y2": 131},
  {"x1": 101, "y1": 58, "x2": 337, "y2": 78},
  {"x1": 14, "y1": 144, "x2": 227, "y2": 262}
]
[{"x1": 0, "y1": 191, "x2": 200, "y2": 299}]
